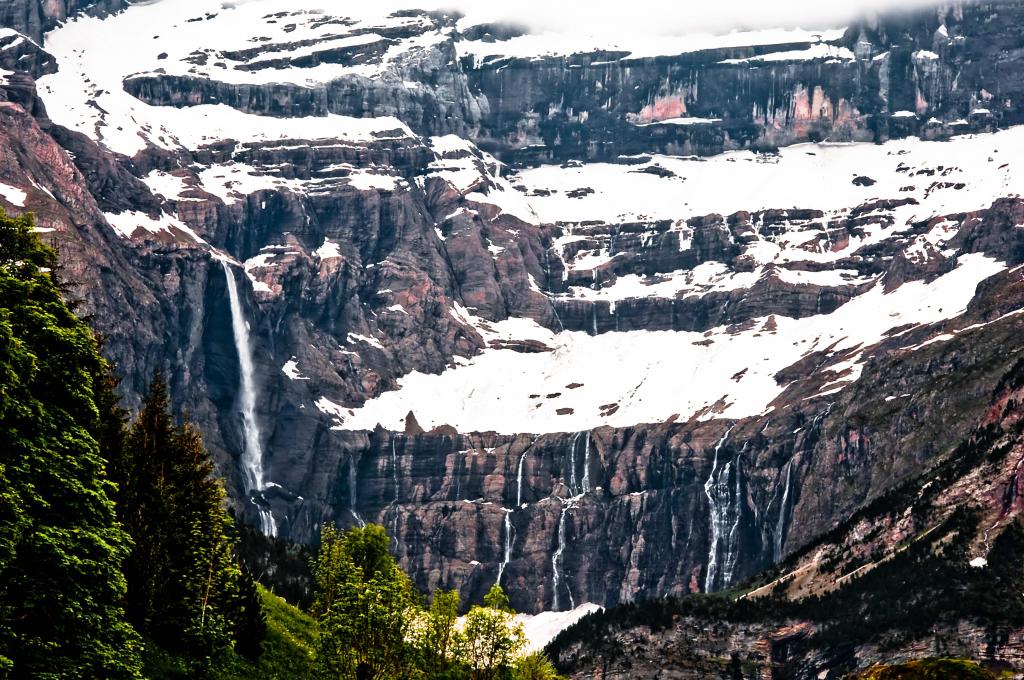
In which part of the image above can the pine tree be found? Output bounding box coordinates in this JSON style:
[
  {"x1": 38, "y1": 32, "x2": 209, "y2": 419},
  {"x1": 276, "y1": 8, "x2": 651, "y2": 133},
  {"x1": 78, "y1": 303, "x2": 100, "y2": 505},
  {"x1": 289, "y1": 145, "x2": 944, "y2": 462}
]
[
  {"x1": 0, "y1": 210, "x2": 142, "y2": 678},
  {"x1": 232, "y1": 559, "x2": 269, "y2": 661},
  {"x1": 112, "y1": 374, "x2": 265, "y2": 668}
]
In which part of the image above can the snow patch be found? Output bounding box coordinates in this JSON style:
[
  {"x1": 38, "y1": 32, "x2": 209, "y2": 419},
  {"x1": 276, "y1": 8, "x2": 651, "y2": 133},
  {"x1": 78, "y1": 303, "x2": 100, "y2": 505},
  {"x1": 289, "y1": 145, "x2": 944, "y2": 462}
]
[
  {"x1": 315, "y1": 238, "x2": 341, "y2": 261},
  {"x1": 103, "y1": 210, "x2": 204, "y2": 242},
  {"x1": 0, "y1": 181, "x2": 27, "y2": 207},
  {"x1": 282, "y1": 358, "x2": 309, "y2": 381},
  {"x1": 336, "y1": 254, "x2": 1003, "y2": 434},
  {"x1": 348, "y1": 333, "x2": 385, "y2": 350},
  {"x1": 514, "y1": 603, "x2": 603, "y2": 654},
  {"x1": 720, "y1": 43, "x2": 854, "y2": 64}
]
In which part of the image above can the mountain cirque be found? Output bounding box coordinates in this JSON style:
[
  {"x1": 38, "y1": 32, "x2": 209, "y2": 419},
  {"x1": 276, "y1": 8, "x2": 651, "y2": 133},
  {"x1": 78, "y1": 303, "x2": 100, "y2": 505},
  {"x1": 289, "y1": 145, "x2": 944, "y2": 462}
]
[{"x1": 2, "y1": 0, "x2": 1024, "y2": 643}]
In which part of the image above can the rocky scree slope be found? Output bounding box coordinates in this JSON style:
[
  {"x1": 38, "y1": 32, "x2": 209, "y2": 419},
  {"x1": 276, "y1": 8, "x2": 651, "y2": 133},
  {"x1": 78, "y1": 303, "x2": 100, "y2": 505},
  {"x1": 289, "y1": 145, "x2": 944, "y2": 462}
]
[{"x1": 1, "y1": 0, "x2": 1024, "y2": 620}]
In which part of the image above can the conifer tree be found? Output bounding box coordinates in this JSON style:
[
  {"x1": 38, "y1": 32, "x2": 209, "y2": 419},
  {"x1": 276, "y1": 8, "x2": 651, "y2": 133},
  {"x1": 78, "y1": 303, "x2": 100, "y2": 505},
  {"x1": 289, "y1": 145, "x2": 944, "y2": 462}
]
[
  {"x1": 0, "y1": 210, "x2": 142, "y2": 678},
  {"x1": 113, "y1": 374, "x2": 265, "y2": 668}
]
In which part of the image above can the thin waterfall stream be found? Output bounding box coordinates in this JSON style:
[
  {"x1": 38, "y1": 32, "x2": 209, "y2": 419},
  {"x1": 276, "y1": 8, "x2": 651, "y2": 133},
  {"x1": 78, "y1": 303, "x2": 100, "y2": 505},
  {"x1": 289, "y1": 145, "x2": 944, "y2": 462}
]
[
  {"x1": 222, "y1": 261, "x2": 276, "y2": 537},
  {"x1": 702, "y1": 424, "x2": 735, "y2": 592}
]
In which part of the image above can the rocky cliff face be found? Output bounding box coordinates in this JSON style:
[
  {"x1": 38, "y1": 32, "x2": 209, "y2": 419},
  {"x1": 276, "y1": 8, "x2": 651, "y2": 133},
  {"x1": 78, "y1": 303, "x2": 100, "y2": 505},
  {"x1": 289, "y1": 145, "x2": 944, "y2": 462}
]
[
  {"x1": 120, "y1": 2, "x2": 1024, "y2": 162},
  {"x1": 2, "y1": 0, "x2": 1024, "y2": 634},
  {"x1": 548, "y1": 348, "x2": 1024, "y2": 678},
  {"x1": 0, "y1": 0, "x2": 128, "y2": 44}
]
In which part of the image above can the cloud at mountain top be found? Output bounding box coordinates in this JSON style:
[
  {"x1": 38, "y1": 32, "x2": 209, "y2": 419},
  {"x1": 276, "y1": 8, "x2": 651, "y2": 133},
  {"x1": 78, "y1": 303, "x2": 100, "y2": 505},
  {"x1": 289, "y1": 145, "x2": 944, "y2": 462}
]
[{"x1": 445, "y1": 0, "x2": 950, "y2": 36}]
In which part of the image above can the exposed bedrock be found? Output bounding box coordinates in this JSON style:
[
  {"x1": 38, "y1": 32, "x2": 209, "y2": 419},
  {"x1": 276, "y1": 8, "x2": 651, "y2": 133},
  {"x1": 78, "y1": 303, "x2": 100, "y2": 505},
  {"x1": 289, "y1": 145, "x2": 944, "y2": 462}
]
[
  {"x1": 259, "y1": 257, "x2": 1024, "y2": 612},
  {"x1": 0, "y1": 0, "x2": 128, "y2": 44},
  {"x1": 123, "y1": 34, "x2": 489, "y2": 138},
  {"x1": 120, "y1": 2, "x2": 1024, "y2": 163},
  {"x1": 4, "y1": 0, "x2": 1024, "y2": 619}
]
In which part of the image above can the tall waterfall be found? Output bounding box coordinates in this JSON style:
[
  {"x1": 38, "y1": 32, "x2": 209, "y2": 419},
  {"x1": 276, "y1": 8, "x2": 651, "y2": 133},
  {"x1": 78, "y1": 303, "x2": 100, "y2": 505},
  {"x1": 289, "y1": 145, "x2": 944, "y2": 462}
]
[
  {"x1": 551, "y1": 501, "x2": 575, "y2": 611},
  {"x1": 349, "y1": 453, "x2": 365, "y2": 528},
  {"x1": 721, "y1": 457, "x2": 744, "y2": 586},
  {"x1": 391, "y1": 437, "x2": 401, "y2": 504},
  {"x1": 774, "y1": 461, "x2": 794, "y2": 561},
  {"x1": 496, "y1": 509, "x2": 513, "y2": 586},
  {"x1": 567, "y1": 432, "x2": 581, "y2": 495},
  {"x1": 702, "y1": 425, "x2": 735, "y2": 592},
  {"x1": 516, "y1": 449, "x2": 529, "y2": 507},
  {"x1": 221, "y1": 261, "x2": 276, "y2": 537},
  {"x1": 580, "y1": 433, "x2": 592, "y2": 494}
]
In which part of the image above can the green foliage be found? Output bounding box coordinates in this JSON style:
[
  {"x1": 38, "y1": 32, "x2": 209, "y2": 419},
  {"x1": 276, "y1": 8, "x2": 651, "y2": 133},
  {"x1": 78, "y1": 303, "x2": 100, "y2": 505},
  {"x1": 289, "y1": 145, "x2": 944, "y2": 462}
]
[
  {"x1": 419, "y1": 589, "x2": 462, "y2": 676},
  {"x1": 513, "y1": 653, "x2": 567, "y2": 680},
  {"x1": 0, "y1": 210, "x2": 142, "y2": 677},
  {"x1": 112, "y1": 374, "x2": 266, "y2": 671},
  {"x1": 313, "y1": 524, "x2": 420, "y2": 679},
  {"x1": 251, "y1": 586, "x2": 318, "y2": 678},
  {"x1": 312, "y1": 526, "x2": 547, "y2": 680},
  {"x1": 144, "y1": 585, "x2": 317, "y2": 680},
  {"x1": 463, "y1": 585, "x2": 526, "y2": 680}
]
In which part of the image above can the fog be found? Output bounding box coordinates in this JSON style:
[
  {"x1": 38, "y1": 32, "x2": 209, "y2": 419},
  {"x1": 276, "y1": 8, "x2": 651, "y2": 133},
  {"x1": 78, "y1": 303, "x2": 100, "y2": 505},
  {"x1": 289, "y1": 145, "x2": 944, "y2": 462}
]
[{"x1": 446, "y1": 0, "x2": 950, "y2": 36}]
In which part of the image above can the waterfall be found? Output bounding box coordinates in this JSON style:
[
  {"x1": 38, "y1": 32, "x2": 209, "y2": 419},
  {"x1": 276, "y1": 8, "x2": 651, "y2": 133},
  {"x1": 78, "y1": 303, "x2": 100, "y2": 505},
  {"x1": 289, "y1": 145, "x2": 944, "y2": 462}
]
[
  {"x1": 591, "y1": 304, "x2": 598, "y2": 336},
  {"x1": 496, "y1": 509, "x2": 513, "y2": 586},
  {"x1": 551, "y1": 501, "x2": 575, "y2": 611},
  {"x1": 516, "y1": 449, "x2": 529, "y2": 507},
  {"x1": 774, "y1": 461, "x2": 794, "y2": 561},
  {"x1": 391, "y1": 437, "x2": 400, "y2": 504},
  {"x1": 221, "y1": 262, "x2": 276, "y2": 537},
  {"x1": 702, "y1": 424, "x2": 734, "y2": 592},
  {"x1": 349, "y1": 453, "x2": 365, "y2": 528},
  {"x1": 580, "y1": 433, "x2": 592, "y2": 494},
  {"x1": 551, "y1": 303, "x2": 565, "y2": 332},
  {"x1": 389, "y1": 438, "x2": 401, "y2": 549},
  {"x1": 567, "y1": 432, "x2": 581, "y2": 495},
  {"x1": 722, "y1": 455, "x2": 744, "y2": 586}
]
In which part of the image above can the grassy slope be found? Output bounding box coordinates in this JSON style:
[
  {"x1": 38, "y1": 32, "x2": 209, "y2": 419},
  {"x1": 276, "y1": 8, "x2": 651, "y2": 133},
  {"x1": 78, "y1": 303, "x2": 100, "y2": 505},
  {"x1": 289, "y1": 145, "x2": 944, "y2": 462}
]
[{"x1": 144, "y1": 586, "x2": 317, "y2": 680}]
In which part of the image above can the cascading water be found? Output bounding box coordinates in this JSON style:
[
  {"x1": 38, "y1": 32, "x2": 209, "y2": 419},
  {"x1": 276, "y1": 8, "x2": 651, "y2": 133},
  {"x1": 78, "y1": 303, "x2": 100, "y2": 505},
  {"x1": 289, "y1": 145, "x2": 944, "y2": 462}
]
[
  {"x1": 391, "y1": 437, "x2": 400, "y2": 504},
  {"x1": 222, "y1": 262, "x2": 276, "y2": 537},
  {"x1": 496, "y1": 442, "x2": 537, "y2": 589},
  {"x1": 516, "y1": 449, "x2": 529, "y2": 507},
  {"x1": 389, "y1": 437, "x2": 402, "y2": 548},
  {"x1": 702, "y1": 425, "x2": 735, "y2": 592},
  {"x1": 349, "y1": 453, "x2": 365, "y2": 528},
  {"x1": 496, "y1": 509, "x2": 513, "y2": 586},
  {"x1": 721, "y1": 455, "x2": 744, "y2": 586},
  {"x1": 551, "y1": 500, "x2": 575, "y2": 612},
  {"x1": 567, "y1": 432, "x2": 580, "y2": 495},
  {"x1": 543, "y1": 252, "x2": 567, "y2": 332},
  {"x1": 774, "y1": 461, "x2": 794, "y2": 561},
  {"x1": 580, "y1": 433, "x2": 592, "y2": 494}
]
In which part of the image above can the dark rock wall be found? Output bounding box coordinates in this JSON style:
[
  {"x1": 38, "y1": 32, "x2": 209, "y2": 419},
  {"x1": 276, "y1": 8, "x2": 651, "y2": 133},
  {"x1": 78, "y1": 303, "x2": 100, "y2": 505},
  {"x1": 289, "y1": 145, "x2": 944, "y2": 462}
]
[{"x1": 0, "y1": 0, "x2": 129, "y2": 44}]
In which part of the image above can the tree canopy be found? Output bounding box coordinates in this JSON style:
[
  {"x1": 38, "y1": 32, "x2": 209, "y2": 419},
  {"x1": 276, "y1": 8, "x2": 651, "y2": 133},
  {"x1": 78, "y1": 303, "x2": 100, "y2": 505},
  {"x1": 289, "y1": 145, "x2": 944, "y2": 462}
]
[{"x1": 0, "y1": 209, "x2": 142, "y2": 678}]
